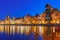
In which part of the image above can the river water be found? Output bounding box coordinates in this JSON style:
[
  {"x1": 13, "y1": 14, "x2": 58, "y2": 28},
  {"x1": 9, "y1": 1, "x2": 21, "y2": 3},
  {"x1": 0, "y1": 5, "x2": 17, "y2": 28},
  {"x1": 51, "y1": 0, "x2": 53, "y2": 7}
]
[{"x1": 0, "y1": 32, "x2": 43, "y2": 40}]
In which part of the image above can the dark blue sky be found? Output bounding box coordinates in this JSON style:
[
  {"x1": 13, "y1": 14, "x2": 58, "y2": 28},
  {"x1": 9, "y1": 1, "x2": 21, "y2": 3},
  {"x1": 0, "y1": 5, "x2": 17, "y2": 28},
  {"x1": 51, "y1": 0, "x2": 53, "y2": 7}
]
[{"x1": 0, "y1": 0, "x2": 60, "y2": 20}]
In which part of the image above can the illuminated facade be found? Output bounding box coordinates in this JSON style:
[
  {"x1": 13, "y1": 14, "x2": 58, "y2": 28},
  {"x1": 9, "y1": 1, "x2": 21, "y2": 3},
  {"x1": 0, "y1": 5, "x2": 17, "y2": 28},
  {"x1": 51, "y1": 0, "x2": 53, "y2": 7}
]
[{"x1": 0, "y1": 4, "x2": 60, "y2": 40}]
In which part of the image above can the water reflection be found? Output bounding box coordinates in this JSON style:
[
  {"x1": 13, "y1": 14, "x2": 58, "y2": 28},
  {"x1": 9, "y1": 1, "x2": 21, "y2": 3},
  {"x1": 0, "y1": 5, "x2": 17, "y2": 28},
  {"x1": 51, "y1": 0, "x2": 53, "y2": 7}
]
[
  {"x1": 0, "y1": 25, "x2": 44, "y2": 40},
  {"x1": 0, "y1": 32, "x2": 43, "y2": 40},
  {"x1": 0, "y1": 25, "x2": 60, "y2": 40}
]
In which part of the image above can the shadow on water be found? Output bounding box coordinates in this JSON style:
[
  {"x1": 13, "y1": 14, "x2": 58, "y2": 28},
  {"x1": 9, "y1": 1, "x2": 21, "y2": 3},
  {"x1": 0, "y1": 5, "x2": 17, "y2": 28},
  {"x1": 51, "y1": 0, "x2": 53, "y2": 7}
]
[{"x1": 0, "y1": 32, "x2": 43, "y2": 40}]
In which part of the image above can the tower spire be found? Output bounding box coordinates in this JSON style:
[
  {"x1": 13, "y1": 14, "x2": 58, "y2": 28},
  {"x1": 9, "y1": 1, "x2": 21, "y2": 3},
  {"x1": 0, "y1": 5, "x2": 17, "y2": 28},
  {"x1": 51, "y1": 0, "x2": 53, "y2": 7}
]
[{"x1": 46, "y1": 4, "x2": 52, "y2": 9}]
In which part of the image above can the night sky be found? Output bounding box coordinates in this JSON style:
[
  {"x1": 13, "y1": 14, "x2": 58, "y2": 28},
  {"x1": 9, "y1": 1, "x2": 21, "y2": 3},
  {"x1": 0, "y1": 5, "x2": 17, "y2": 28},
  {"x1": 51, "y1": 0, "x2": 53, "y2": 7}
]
[{"x1": 0, "y1": 0, "x2": 60, "y2": 20}]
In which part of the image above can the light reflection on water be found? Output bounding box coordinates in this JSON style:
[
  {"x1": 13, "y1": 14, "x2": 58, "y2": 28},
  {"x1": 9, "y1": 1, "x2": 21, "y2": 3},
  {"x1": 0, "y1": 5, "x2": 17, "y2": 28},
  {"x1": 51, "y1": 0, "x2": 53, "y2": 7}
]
[{"x1": 0, "y1": 32, "x2": 43, "y2": 40}]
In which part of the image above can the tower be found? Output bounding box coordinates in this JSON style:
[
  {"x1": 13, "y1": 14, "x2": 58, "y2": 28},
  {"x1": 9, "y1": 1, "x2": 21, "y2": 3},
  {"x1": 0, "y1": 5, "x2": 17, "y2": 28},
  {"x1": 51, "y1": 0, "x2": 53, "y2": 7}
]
[{"x1": 45, "y1": 4, "x2": 52, "y2": 21}]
